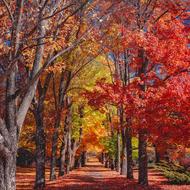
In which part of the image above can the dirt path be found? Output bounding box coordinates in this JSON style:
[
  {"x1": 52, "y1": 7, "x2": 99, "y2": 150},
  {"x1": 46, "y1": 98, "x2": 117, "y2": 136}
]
[{"x1": 16, "y1": 158, "x2": 190, "y2": 190}]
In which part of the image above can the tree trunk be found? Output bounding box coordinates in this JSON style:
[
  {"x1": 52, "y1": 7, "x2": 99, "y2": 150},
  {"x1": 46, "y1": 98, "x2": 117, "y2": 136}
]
[
  {"x1": 50, "y1": 71, "x2": 71, "y2": 180},
  {"x1": 116, "y1": 131, "x2": 121, "y2": 173},
  {"x1": 81, "y1": 151, "x2": 87, "y2": 167},
  {"x1": 1, "y1": 34, "x2": 17, "y2": 190},
  {"x1": 59, "y1": 97, "x2": 72, "y2": 175},
  {"x1": 101, "y1": 152, "x2": 105, "y2": 165},
  {"x1": 78, "y1": 155, "x2": 82, "y2": 168},
  {"x1": 110, "y1": 157, "x2": 115, "y2": 170},
  {"x1": 59, "y1": 137, "x2": 67, "y2": 176},
  {"x1": 154, "y1": 145, "x2": 160, "y2": 163},
  {"x1": 70, "y1": 140, "x2": 78, "y2": 170},
  {"x1": 126, "y1": 126, "x2": 133, "y2": 179},
  {"x1": 34, "y1": 106, "x2": 46, "y2": 189},
  {"x1": 65, "y1": 129, "x2": 71, "y2": 174},
  {"x1": 138, "y1": 49, "x2": 149, "y2": 185},
  {"x1": 138, "y1": 130, "x2": 148, "y2": 186},
  {"x1": 0, "y1": 153, "x2": 17, "y2": 190},
  {"x1": 105, "y1": 153, "x2": 109, "y2": 168},
  {"x1": 121, "y1": 128, "x2": 127, "y2": 175},
  {"x1": 50, "y1": 112, "x2": 61, "y2": 180}
]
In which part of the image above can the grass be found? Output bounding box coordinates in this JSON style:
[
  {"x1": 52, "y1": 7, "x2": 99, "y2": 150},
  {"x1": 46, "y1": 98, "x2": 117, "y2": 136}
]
[{"x1": 155, "y1": 161, "x2": 190, "y2": 185}]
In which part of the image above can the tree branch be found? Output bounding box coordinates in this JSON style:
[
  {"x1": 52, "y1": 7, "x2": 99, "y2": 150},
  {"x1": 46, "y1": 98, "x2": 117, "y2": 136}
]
[
  {"x1": 42, "y1": 3, "x2": 75, "y2": 20},
  {"x1": 1, "y1": 0, "x2": 14, "y2": 23}
]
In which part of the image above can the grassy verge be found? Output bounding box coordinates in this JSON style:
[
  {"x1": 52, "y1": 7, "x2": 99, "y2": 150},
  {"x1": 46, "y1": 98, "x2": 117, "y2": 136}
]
[{"x1": 155, "y1": 161, "x2": 190, "y2": 185}]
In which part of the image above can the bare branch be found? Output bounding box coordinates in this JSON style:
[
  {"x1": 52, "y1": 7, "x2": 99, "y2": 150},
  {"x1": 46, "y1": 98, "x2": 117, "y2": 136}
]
[
  {"x1": 1, "y1": 0, "x2": 14, "y2": 22},
  {"x1": 42, "y1": 3, "x2": 75, "y2": 20},
  {"x1": 154, "y1": 9, "x2": 169, "y2": 23}
]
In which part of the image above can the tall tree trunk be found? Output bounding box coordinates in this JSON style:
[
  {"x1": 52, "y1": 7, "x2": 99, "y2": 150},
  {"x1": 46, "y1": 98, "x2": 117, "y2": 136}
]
[
  {"x1": 59, "y1": 137, "x2": 67, "y2": 176},
  {"x1": 65, "y1": 128, "x2": 71, "y2": 174},
  {"x1": 0, "y1": 153, "x2": 17, "y2": 190},
  {"x1": 121, "y1": 128, "x2": 127, "y2": 175},
  {"x1": 126, "y1": 126, "x2": 133, "y2": 179},
  {"x1": 70, "y1": 140, "x2": 78, "y2": 170},
  {"x1": 116, "y1": 130, "x2": 121, "y2": 173},
  {"x1": 34, "y1": 72, "x2": 52, "y2": 188},
  {"x1": 50, "y1": 112, "x2": 61, "y2": 180},
  {"x1": 3, "y1": 70, "x2": 17, "y2": 190},
  {"x1": 1, "y1": 28, "x2": 18, "y2": 190},
  {"x1": 50, "y1": 71, "x2": 71, "y2": 180},
  {"x1": 34, "y1": 105, "x2": 46, "y2": 189},
  {"x1": 0, "y1": 0, "x2": 22, "y2": 185},
  {"x1": 59, "y1": 97, "x2": 72, "y2": 175},
  {"x1": 138, "y1": 130, "x2": 148, "y2": 185},
  {"x1": 138, "y1": 49, "x2": 149, "y2": 186}
]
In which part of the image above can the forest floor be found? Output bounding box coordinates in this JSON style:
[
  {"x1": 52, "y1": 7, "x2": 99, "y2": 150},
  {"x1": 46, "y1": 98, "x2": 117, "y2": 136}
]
[{"x1": 16, "y1": 158, "x2": 190, "y2": 190}]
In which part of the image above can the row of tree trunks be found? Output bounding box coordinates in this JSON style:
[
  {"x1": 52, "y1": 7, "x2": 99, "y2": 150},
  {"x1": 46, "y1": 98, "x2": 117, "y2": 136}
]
[
  {"x1": 59, "y1": 103, "x2": 85, "y2": 177},
  {"x1": 101, "y1": 110, "x2": 149, "y2": 186},
  {"x1": 0, "y1": 1, "x2": 90, "y2": 189},
  {"x1": 32, "y1": 0, "x2": 86, "y2": 185},
  {"x1": 50, "y1": 70, "x2": 71, "y2": 180},
  {"x1": 59, "y1": 97, "x2": 72, "y2": 176}
]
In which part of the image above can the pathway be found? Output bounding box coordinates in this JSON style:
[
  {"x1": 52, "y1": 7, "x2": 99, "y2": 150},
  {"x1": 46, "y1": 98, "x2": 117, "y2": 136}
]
[{"x1": 16, "y1": 157, "x2": 190, "y2": 190}]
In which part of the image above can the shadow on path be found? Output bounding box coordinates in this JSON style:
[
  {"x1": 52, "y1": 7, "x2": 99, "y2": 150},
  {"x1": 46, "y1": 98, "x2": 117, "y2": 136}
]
[{"x1": 16, "y1": 157, "x2": 190, "y2": 190}]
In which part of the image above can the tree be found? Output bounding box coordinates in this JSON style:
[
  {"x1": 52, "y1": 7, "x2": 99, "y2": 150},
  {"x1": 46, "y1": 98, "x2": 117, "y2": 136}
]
[{"x1": 0, "y1": 1, "x2": 94, "y2": 189}]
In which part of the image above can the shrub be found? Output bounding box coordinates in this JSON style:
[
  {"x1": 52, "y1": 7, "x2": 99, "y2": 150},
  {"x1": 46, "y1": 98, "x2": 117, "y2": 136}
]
[{"x1": 155, "y1": 161, "x2": 190, "y2": 185}]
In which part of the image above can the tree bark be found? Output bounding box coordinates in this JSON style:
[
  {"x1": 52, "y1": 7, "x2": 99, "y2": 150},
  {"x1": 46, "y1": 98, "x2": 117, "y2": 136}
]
[
  {"x1": 110, "y1": 157, "x2": 115, "y2": 170},
  {"x1": 138, "y1": 49, "x2": 149, "y2": 186},
  {"x1": 1, "y1": 43, "x2": 17, "y2": 190},
  {"x1": 81, "y1": 151, "x2": 87, "y2": 167},
  {"x1": 34, "y1": 72, "x2": 52, "y2": 188},
  {"x1": 138, "y1": 130, "x2": 148, "y2": 186},
  {"x1": 116, "y1": 130, "x2": 121, "y2": 173},
  {"x1": 50, "y1": 112, "x2": 61, "y2": 180},
  {"x1": 50, "y1": 71, "x2": 71, "y2": 180},
  {"x1": 105, "y1": 154, "x2": 109, "y2": 168},
  {"x1": 154, "y1": 145, "x2": 160, "y2": 163},
  {"x1": 65, "y1": 128, "x2": 71, "y2": 174},
  {"x1": 34, "y1": 105, "x2": 46, "y2": 189},
  {"x1": 59, "y1": 97, "x2": 72, "y2": 175},
  {"x1": 0, "y1": 0, "x2": 23, "y2": 187},
  {"x1": 59, "y1": 137, "x2": 67, "y2": 176},
  {"x1": 0, "y1": 154, "x2": 16, "y2": 190},
  {"x1": 121, "y1": 128, "x2": 127, "y2": 175},
  {"x1": 101, "y1": 152, "x2": 105, "y2": 165},
  {"x1": 126, "y1": 126, "x2": 133, "y2": 179},
  {"x1": 70, "y1": 140, "x2": 78, "y2": 170}
]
